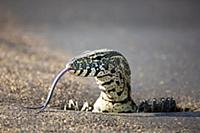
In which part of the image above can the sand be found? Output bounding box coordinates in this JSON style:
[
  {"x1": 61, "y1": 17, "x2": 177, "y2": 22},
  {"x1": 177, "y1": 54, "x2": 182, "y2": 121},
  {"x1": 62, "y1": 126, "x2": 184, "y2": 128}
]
[{"x1": 0, "y1": 30, "x2": 200, "y2": 133}]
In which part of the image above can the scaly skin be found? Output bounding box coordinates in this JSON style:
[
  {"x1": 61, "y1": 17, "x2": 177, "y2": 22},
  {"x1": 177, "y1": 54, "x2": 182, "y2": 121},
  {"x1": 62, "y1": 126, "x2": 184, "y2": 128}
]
[
  {"x1": 28, "y1": 49, "x2": 177, "y2": 113},
  {"x1": 67, "y1": 49, "x2": 137, "y2": 113}
]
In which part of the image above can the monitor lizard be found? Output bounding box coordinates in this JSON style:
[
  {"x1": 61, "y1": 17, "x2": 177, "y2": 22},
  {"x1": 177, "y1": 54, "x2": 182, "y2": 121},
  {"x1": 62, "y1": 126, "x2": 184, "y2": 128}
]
[{"x1": 28, "y1": 49, "x2": 177, "y2": 113}]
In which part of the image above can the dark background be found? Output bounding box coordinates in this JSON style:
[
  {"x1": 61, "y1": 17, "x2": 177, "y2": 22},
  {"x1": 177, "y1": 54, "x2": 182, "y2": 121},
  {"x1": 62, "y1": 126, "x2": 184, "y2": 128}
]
[{"x1": 1, "y1": 0, "x2": 200, "y2": 99}]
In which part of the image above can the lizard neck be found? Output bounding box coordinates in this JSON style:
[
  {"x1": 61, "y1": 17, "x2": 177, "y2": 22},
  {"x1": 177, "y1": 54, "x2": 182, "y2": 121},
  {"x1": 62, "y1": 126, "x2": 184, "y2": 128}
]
[{"x1": 96, "y1": 77, "x2": 132, "y2": 103}]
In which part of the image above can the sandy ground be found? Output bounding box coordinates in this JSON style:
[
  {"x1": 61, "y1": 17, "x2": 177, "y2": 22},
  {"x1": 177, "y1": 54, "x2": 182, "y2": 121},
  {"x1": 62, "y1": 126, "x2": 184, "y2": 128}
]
[{"x1": 0, "y1": 30, "x2": 200, "y2": 133}]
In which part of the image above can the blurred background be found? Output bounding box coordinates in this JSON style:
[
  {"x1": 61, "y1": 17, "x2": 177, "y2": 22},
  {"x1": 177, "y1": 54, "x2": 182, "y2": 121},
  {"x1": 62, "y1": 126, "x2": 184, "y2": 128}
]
[{"x1": 1, "y1": 0, "x2": 200, "y2": 99}]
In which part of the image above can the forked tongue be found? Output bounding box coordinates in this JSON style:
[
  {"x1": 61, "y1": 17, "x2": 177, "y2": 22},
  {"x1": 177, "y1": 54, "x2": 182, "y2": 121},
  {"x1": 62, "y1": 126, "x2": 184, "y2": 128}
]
[{"x1": 26, "y1": 67, "x2": 73, "y2": 112}]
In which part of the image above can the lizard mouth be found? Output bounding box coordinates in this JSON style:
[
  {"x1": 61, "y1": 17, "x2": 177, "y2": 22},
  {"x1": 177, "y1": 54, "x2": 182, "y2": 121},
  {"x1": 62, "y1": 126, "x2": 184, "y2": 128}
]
[
  {"x1": 66, "y1": 62, "x2": 76, "y2": 73},
  {"x1": 67, "y1": 69, "x2": 76, "y2": 74}
]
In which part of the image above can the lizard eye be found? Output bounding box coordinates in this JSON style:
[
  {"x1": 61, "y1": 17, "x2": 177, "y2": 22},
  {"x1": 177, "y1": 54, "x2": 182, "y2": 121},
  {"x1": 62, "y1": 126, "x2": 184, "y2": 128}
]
[{"x1": 95, "y1": 56, "x2": 103, "y2": 60}]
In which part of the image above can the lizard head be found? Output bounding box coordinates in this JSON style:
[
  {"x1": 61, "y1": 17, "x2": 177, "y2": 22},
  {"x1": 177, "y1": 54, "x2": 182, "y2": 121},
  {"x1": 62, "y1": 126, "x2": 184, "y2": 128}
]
[{"x1": 66, "y1": 49, "x2": 119, "y2": 77}]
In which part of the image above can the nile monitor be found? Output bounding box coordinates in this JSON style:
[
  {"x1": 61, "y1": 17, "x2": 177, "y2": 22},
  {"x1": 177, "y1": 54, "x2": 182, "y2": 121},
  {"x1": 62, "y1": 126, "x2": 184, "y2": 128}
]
[{"x1": 28, "y1": 49, "x2": 179, "y2": 113}]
